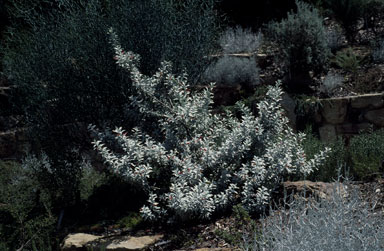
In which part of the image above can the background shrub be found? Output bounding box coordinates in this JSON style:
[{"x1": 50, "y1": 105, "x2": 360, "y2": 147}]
[
  {"x1": 266, "y1": 1, "x2": 330, "y2": 92},
  {"x1": 319, "y1": 72, "x2": 344, "y2": 95},
  {"x1": 372, "y1": 37, "x2": 384, "y2": 63},
  {"x1": 348, "y1": 129, "x2": 384, "y2": 181},
  {"x1": 203, "y1": 56, "x2": 260, "y2": 87},
  {"x1": 219, "y1": 26, "x2": 262, "y2": 54},
  {"x1": 1, "y1": 0, "x2": 220, "y2": 151},
  {"x1": 325, "y1": 26, "x2": 345, "y2": 52}
]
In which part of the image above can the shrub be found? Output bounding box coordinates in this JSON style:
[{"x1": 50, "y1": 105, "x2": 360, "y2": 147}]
[
  {"x1": 331, "y1": 48, "x2": 361, "y2": 73},
  {"x1": 203, "y1": 56, "x2": 260, "y2": 86},
  {"x1": 319, "y1": 72, "x2": 344, "y2": 95},
  {"x1": 348, "y1": 129, "x2": 384, "y2": 181},
  {"x1": 219, "y1": 26, "x2": 262, "y2": 54},
  {"x1": 325, "y1": 26, "x2": 345, "y2": 52},
  {"x1": 91, "y1": 30, "x2": 330, "y2": 223},
  {"x1": 1, "y1": 0, "x2": 220, "y2": 150},
  {"x1": 266, "y1": 1, "x2": 330, "y2": 91},
  {"x1": 301, "y1": 128, "x2": 347, "y2": 181},
  {"x1": 246, "y1": 185, "x2": 384, "y2": 251},
  {"x1": 372, "y1": 38, "x2": 384, "y2": 63},
  {"x1": 0, "y1": 160, "x2": 55, "y2": 250},
  {"x1": 324, "y1": 0, "x2": 365, "y2": 43}
]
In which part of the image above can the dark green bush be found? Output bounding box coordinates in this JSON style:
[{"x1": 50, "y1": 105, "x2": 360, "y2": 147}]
[
  {"x1": 1, "y1": 0, "x2": 220, "y2": 150},
  {"x1": 348, "y1": 129, "x2": 384, "y2": 181},
  {"x1": 266, "y1": 1, "x2": 330, "y2": 92},
  {"x1": 324, "y1": 0, "x2": 365, "y2": 43},
  {"x1": 300, "y1": 128, "x2": 347, "y2": 181}
]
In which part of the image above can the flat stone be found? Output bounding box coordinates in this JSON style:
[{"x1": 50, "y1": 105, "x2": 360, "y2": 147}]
[
  {"x1": 106, "y1": 234, "x2": 163, "y2": 250},
  {"x1": 364, "y1": 108, "x2": 384, "y2": 127},
  {"x1": 319, "y1": 124, "x2": 337, "y2": 142},
  {"x1": 350, "y1": 93, "x2": 384, "y2": 109},
  {"x1": 281, "y1": 93, "x2": 297, "y2": 130},
  {"x1": 193, "y1": 249, "x2": 233, "y2": 251},
  {"x1": 320, "y1": 98, "x2": 349, "y2": 124},
  {"x1": 61, "y1": 233, "x2": 102, "y2": 250}
]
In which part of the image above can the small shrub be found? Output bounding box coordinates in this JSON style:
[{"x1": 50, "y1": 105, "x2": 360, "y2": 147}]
[
  {"x1": 91, "y1": 30, "x2": 330, "y2": 223},
  {"x1": 319, "y1": 72, "x2": 344, "y2": 95},
  {"x1": 247, "y1": 185, "x2": 384, "y2": 251},
  {"x1": 331, "y1": 48, "x2": 361, "y2": 73},
  {"x1": 266, "y1": 1, "x2": 330, "y2": 90},
  {"x1": 372, "y1": 38, "x2": 384, "y2": 63},
  {"x1": 324, "y1": 0, "x2": 365, "y2": 43},
  {"x1": 219, "y1": 26, "x2": 262, "y2": 54},
  {"x1": 348, "y1": 129, "x2": 384, "y2": 181},
  {"x1": 301, "y1": 128, "x2": 347, "y2": 181},
  {"x1": 203, "y1": 56, "x2": 260, "y2": 86},
  {"x1": 325, "y1": 27, "x2": 345, "y2": 52}
]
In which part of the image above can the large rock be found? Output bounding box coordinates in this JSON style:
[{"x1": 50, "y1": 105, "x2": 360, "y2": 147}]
[
  {"x1": 350, "y1": 93, "x2": 384, "y2": 109},
  {"x1": 106, "y1": 235, "x2": 163, "y2": 250},
  {"x1": 364, "y1": 108, "x2": 384, "y2": 127},
  {"x1": 61, "y1": 233, "x2": 163, "y2": 251},
  {"x1": 320, "y1": 97, "x2": 349, "y2": 124},
  {"x1": 61, "y1": 233, "x2": 102, "y2": 251},
  {"x1": 335, "y1": 122, "x2": 372, "y2": 135}
]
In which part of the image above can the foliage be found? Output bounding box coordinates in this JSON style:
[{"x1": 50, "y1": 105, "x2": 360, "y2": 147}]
[
  {"x1": 319, "y1": 72, "x2": 344, "y2": 95},
  {"x1": 362, "y1": 0, "x2": 384, "y2": 35},
  {"x1": 331, "y1": 48, "x2": 361, "y2": 73},
  {"x1": 301, "y1": 127, "x2": 347, "y2": 181},
  {"x1": 266, "y1": 1, "x2": 330, "y2": 90},
  {"x1": 1, "y1": 0, "x2": 221, "y2": 151},
  {"x1": 325, "y1": 26, "x2": 345, "y2": 52},
  {"x1": 203, "y1": 26, "x2": 261, "y2": 87},
  {"x1": 91, "y1": 31, "x2": 330, "y2": 223},
  {"x1": 203, "y1": 56, "x2": 260, "y2": 87},
  {"x1": 324, "y1": 0, "x2": 365, "y2": 43},
  {"x1": 246, "y1": 185, "x2": 384, "y2": 251},
  {"x1": 0, "y1": 160, "x2": 55, "y2": 250},
  {"x1": 348, "y1": 128, "x2": 384, "y2": 181},
  {"x1": 219, "y1": 26, "x2": 262, "y2": 54},
  {"x1": 372, "y1": 37, "x2": 384, "y2": 63}
]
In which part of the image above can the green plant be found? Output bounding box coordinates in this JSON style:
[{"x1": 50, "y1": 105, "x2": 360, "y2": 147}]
[
  {"x1": 266, "y1": 1, "x2": 330, "y2": 91},
  {"x1": 91, "y1": 31, "x2": 330, "y2": 223},
  {"x1": 324, "y1": 0, "x2": 366, "y2": 43},
  {"x1": 301, "y1": 127, "x2": 347, "y2": 181},
  {"x1": 331, "y1": 48, "x2": 362, "y2": 73},
  {"x1": 0, "y1": 160, "x2": 56, "y2": 250},
  {"x1": 117, "y1": 212, "x2": 142, "y2": 229},
  {"x1": 348, "y1": 129, "x2": 384, "y2": 181},
  {"x1": 2, "y1": 0, "x2": 221, "y2": 151}
]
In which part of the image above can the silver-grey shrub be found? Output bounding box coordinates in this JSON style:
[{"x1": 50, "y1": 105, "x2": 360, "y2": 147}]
[
  {"x1": 372, "y1": 38, "x2": 384, "y2": 63},
  {"x1": 246, "y1": 185, "x2": 384, "y2": 251},
  {"x1": 325, "y1": 27, "x2": 345, "y2": 52},
  {"x1": 220, "y1": 26, "x2": 262, "y2": 54},
  {"x1": 90, "y1": 30, "x2": 330, "y2": 223},
  {"x1": 319, "y1": 72, "x2": 344, "y2": 95},
  {"x1": 266, "y1": 1, "x2": 330, "y2": 83},
  {"x1": 203, "y1": 56, "x2": 259, "y2": 86}
]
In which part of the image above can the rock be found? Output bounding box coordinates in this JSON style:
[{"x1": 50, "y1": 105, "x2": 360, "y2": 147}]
[
  {"x1": 281, "y1": 93, "x2": 297, "y2": 130},
  {"x1": 320, "y1": 97, "x2": 349, "y2": 124},
  {"x1": 350, "y1": 93, "x2": 384, "y2": 109},
  {"x1": 364, "y1": 108, "x2": 384, "y2": 127},
  {"x1": 213, "y1": 85, "x2": 241, "y2": 106},
  {"x1": 106, "y1": 234, "x2": 163, "y2": 250},
  {"x1": 60, "y1": 233, "x2": 163, "y2": 251},
  {"x1": 281, "y1": 180, "x2": 348, "y2": 200},
  {"x1": 61, "y1": 233, "x2": 102, "y2": 251},
  {"x1": 319, "y1": 124, "x2": 337, "y2": 142}
]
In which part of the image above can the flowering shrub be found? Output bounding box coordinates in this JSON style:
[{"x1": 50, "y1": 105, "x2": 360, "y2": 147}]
[{"x1": 90, "y1": 29, "x2": 330, "y2": 223}]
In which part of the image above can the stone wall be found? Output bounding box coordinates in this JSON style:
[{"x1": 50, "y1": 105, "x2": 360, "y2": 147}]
[{"x1": 315, "y1": 93, "x2": 384, "y2": 142}]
